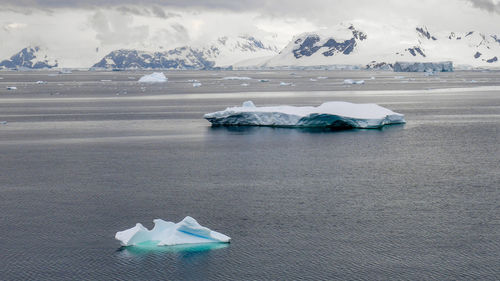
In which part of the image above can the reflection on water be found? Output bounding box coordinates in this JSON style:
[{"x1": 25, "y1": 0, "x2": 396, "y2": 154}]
[
  {"x1": 207, "y1": 123, "x2": 405, "y2": 135},
  {"x1": 116, "y1": 242, "x2": 229, "y2": 257}
]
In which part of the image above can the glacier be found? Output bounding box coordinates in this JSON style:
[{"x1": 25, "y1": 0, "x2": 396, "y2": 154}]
[
  {"x1": 115, "y1": 216, "x2": 231, "y2": 247},
  {"x1": 138, "y1": 72, "x2": 168, "y2": 83},
  {"x1": 394, "y1": 61, "x2": 453, "y2": 72},
  {"x1": 204, "y1": 101, "x2": 405, "y2": 129}
]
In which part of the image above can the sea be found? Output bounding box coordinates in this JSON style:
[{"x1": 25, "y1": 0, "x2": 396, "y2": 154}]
[{"x1": 0, "y1": 70, "x2": 499, "y2": 280}]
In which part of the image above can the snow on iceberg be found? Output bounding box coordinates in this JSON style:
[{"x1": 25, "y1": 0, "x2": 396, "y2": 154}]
[
  {"x1": 204, "y1": 101, "x2": 405, "y2": 129},
  {"x1": 138, "y1": 72, "x2": 168, "y2": 83},
  {"x1": 115, "y1": 216, "x2": 231, "y2": 247},
  {"x1": 222, "y1": 76, "x2": 252, "y2": 80}
]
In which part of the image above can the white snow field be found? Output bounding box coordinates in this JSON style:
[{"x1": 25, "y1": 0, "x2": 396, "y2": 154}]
[
  {"x1": 343, "y1": 79, "x2": 365, "y2": 85},
  {"x1": 115, "y1": 216, "x2": 231, "y2": 247},
  {"x1": 138, "y1": 72, "x2": 168, "y2": 83},
  {"x1": 204, "y1": 101, "x2": 405, "y2": 129}
]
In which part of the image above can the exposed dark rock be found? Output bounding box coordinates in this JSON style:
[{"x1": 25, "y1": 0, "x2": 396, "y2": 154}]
[
  {"x1": 292, "y1": 26, "x2": 367, "y2": 59},
  {"x1": 486, "y1": 56, "x2": 498, "y2": 63},
  {"x1": 406, "y1": 46, "x2": 426, "y2": 57},
  {"x1": 416, "y1": 27, "x2": 437, "y2": 40}
]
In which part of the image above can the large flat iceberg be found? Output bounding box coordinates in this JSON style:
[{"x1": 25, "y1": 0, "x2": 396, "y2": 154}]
[
  {"x1": 204, "y1": 101, "x2": 405, "y2": 129},
  {"x1": 115, "y1": 216, "x2": 231, "y2": 247}
]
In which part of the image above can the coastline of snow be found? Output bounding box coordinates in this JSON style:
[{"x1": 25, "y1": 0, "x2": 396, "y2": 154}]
[
  {"x1": 204, "y1": 101, "x2": 405, "y2": 129},
  {"x1": 115, "y1": 216, "x2": 231, "y2": 247},
  {"x1": 138, "y1": 72, "x2": 168, "y2": 83}
]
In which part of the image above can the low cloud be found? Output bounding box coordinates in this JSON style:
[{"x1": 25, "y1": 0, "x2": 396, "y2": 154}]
[
  {"x1": 467, "y1": 0, "x2": 500, "y2": 13},
  {"x1": 90, "y1": 10, "x2": 149, "y2": 46}
]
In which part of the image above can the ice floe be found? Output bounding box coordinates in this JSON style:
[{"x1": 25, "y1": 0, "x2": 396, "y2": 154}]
[
  {"x1": 193, "y1": 82, "x2": 202, "y2": 87},
  {"x1": 6, "y1": 86, "x2": 17, "y2": 90},
  {"x1": 138, "y1": 72, "x2": 168, "y2": 83},
  {"x1": 222, "y1": 76, "x2": 252, "y2": 80},
  {"x1": 343, "y1": 79, "x2": 365, "y2": 85},
  {"x1": 115, "y1": 216, "x2": 231, "y2": 247},
  {"x1": 204, "y1": 101, "x2": 405, "y2": 129}
]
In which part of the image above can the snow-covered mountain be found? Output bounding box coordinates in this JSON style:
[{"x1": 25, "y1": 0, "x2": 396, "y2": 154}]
[
  {"x1": 237, "y1": 24, "x2": 500, "y2": 69},
  {"x1": 2, "y1": 27, "x2": 499, "y2": 70},
  {"x1": 0, "y1": 46, "x2": 58, "y2": 70},
  {"x1": 93, "y1": 35, "x2": 279, "y2": 70}
]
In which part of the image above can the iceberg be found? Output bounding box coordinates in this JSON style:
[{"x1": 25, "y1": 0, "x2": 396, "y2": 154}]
[
  {"x1": 115, "y1": 216, "x2": 231, "y2": 247},
  {"x1": 6, "y1": 86, "x2": 17, "y2": 90},
  {"x1": 343, "y1": 79, "x2": 365, "y2": 85},
  {"x1": 204, "y1": 101, "x2": 405, "y2": 129},
  {"x1": 222, "y1": 76, "x2": 252, "y2": 80},
  {"x1": 138, "y1": 72, "x2": 168, "y2": 83},
  {"x1": 192, "y1": 82, "x2": 202, "y2": 87}
]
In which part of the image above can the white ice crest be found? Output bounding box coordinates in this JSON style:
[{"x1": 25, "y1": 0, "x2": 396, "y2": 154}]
[{"x1": 115, "y1": 216, "x2": 231, "y2": 247}]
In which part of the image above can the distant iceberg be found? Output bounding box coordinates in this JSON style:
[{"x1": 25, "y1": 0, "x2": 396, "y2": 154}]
[
  {"x1": 343, "y1": 79, "x2": 365, "y2": 85},
  {"x1": 204, "y1": 101, "x2": 405, "y2": 129},
  {"x1": 222, "y1": 76, "x2": 252, "y2": 80},
  {"x1": 138, "y1": 72, "x2": 168, "y2": 83},
  {"x1": 115, "y1": 216, "x2": 231, "y2": 247}
]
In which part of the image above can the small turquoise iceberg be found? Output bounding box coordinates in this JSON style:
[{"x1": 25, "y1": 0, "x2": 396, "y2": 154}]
[{"x1": 115, "y1": 216, "x2": 231, "y2": 247}]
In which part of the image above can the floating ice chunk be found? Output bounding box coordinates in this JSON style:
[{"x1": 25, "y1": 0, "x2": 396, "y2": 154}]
[
  {"x1": 59, "y1": 69, "x2": 72, "y2": 74},
  {"x1": 222, "y1": 76, "x2": 251, "y2": 80},
  {"x1": 317, "y1": 76, "x2": 328, "y2": 79},
  {"x1": 0, "y1": 121, "x2": 7, "y2": 125},
  {"x1": 240, "y1": 83, "x2": 249, "y2": 87},
  {"x1": 424, "y1": 70, "x2": 438, "y2": 76},
  {"x1": 309, "y1": 78, "x2": 318, "y2": 82},
  {"x1": 394, "y1": 76, "x2": 405, "y2": 79},
  {"x1": 193, "y1": 82, "x2": 202, "y2": 87},
  {"x1": 343, "y1": 79, "x2": 365, "y2": 85},
  {"x1": 115, "y1": 216, "x2": 231, "y2": 247},
  {"x1": 6, "y1": 86, "x2": 17, "y2": 90},
  {"x1": 242, "y1": 100, "x2": 256, "y2": 108},
  {"x1": 280, "y1": 82, "x2": 293, "y2": 86},
  {"x1": 138, "y1": 72, "x2": 168, "y2": 83},
  {"x1": 204, "y1": 101, "x2": 405, "y2": 129},
  {"x1": 259, "y1": 79, "x2": 269, "y2": 82},
  {"x1": 36, "y1": 81, "x2": 47, "y2": 84}
]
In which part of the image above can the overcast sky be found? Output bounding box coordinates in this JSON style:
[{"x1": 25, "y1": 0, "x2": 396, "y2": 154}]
[{"x1": 0, "y1": 0, "x2": 499, "y2": 66}]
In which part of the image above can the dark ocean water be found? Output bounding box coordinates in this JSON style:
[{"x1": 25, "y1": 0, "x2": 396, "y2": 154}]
[{"x1": 1, "y1": 72, "x2": 500, "y2": 280}]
